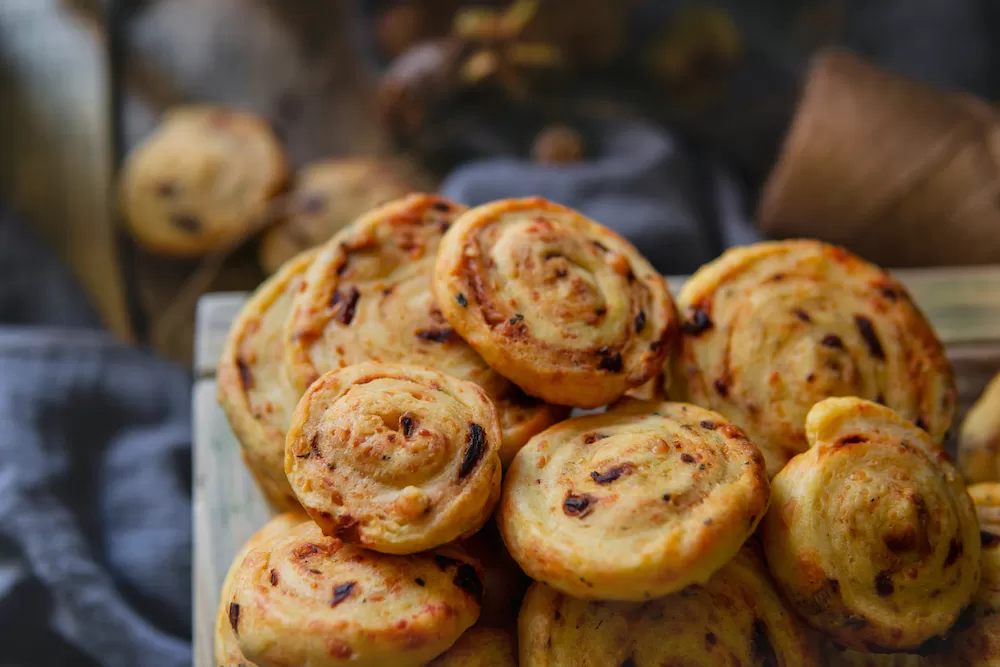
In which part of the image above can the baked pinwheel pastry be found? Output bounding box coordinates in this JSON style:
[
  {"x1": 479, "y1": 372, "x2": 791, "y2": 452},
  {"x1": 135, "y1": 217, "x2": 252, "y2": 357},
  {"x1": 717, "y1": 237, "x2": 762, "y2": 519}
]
[
  {"x1": 518, "y1": 546, "x2": 820, "y2": 666},
  {"x1": 432, "y1": 197, "x2": 678, "y2": 408},
  {"x1": 120, "y1": 105, "x2": 287, "y2": 256},
  {"x1": 214, "y1": 512, "x2": 307, "y2": 667},
  {"x1": 228, "y1": 521, "x2": 483, "y2": 667},
  {"x1": 958, "y1": 372, "x2": 1000, "y2": 484},
  {"x1": 285, "y1": 362, "x2": 502, "y2": 554},
  {"x1": 969, "y1": 483, "x2": 1000, "y2": 533},
  {"x1": 672, "y1": 240, "x2": 956, "y2": 477},
  {"x1": 762, "y1": 397, "x2": 979, "y2": 652},
  {"x1": 498, "y1": 399, "x2": 768, "y2": 600},
  {"x1": 284, "y1": 194, "x2": 565, "y2": 465},
  {"x1": 426, "y1": 626, "x2": 517, "y2": 666},
  {"x1": 218, "y1": 249, "x2": 316, "y2": 509}
]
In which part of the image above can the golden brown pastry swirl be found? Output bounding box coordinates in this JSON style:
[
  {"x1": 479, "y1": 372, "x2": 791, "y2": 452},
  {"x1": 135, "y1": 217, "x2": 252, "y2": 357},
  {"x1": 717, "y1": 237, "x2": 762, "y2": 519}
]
[
  {"x1": 433, "y1": 197, "x2": 678, "y2": 408},
  {"x1": 518, "y1": 546, "x2": 820, "y2": 666},
  {"x1": 672, "y1": 240, "x2": 956, "y2": 477},
  {"x1": 499, "y1": 399, "x2": 769, "y2": 601},
  {"x1": 762, "y1": 397, "x2": 979, "y2": 652},
  {"x1": 285, "y1": 362, "x2": 502, "y2": 554},
  {"x1": 228, "y1": 521, "x2": 483, "y2": 667},
  {"x1": 284, "y1": 193, "x2": 565, "y2": 465}
]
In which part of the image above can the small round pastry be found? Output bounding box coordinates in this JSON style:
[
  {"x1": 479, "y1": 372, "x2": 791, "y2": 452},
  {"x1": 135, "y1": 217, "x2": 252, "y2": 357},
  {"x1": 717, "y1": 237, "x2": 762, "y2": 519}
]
[
  {"x1": 284, "y1": 193, "x2": 566, "y2": 465},
  {"x1": 518, "y1": 546, "x2": 820, "y2": 666},
  {"x1": 427, "y1": 626, "x2": 517, "y2": 666},
  {"x1": 762, "y1": 397, "x2": 980, "y2": 652},
  {"x1": 258, "y1": 158, "x2": 414, "y2": 274},
  {"x1": 960, "y1": 373, "x2": 1000, "y2": 484},
  {"x1": 285, "y1": 362, "x2": 502, "y2": 554},
  {"x1": 214, "y1": 512, "x2": 307, "y2": 667},
  {"x1": 229, "y1": 521, "x2": 483, "y2": 667},
  {"x1": 498, "y1": 399, "x2": 769, "y2": 600},
  {"x1": 120, "y1": 105, "x2": 287, "y2": 256},
  {"x1": 672, "y1": 240, "x2": 956, "y2": 477},
  {"x1": 218, "y1": 249, "x2": 317, "y2": 510},
  {"x1": 969, "y1": 483, "x2": 1000, "y2": 533},
  {"x1": 433, "y1": 197, "x2": 678, "y2": 408}
]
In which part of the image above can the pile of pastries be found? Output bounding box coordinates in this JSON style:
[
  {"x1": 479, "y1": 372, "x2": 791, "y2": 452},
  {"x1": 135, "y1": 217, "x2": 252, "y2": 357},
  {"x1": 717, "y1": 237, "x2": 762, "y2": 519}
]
[{"x1": 216, "y1": 193, "x2": 999, "y2": 666}]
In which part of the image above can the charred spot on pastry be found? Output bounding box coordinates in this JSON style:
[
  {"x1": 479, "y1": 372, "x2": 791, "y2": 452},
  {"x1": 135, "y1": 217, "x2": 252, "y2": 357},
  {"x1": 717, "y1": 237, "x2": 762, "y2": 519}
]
[
  {"x1": 414, "y1": 577, "x2": 425, "y2": 586},
  {"x1": 874, "y1": 571, "x2": 894, "y2": 596},
  {"x1": 945, "y1": 538, "x2": 963, "y2": 567},
  {"x1": 793, "y1": 309, "x2": 811, "y2": 323},
  {"x1": 332, "y1": 581, "x2": 356, "y2": 606},
  {"x1": 750, "y1": 619, "x2": 778, "y2": 667},
  {"x1": 456, "y1": 292, "x2": 468, "y2": 307},
  {"x1": 156, "y1": 181, "x2": 177, "y2": 198},
  {"x1": 400, "y1": 414, "x2": 415, "y2": 438},
  {"x1": 336, "y1": 260, "x2": 350, "y2": 276},
  {"x1": 563, "y1": 492, "x2": 594, "y2": 518},
  {"x1": 453, "y1": 563, "x2": 484, "y2": 603},
  {"x1": 555, "y1": 268, "x2": 568, "y2": 278},
  {"x1": 459, "y1": 423, "x2": 486, "y2": 479},
  {"x1": 509, "y1": 313, "x2": 524, "y2": 325},
  {"x1": 432, "y1": 201, "x2": 453, "y2": 212},
  {"x1": 270, "y1": 569, "x2": 279, "y2": 586},
  {"x1": 821, "y1": 334, "x2": 845, "y2": 350},
  {"x1": 662, "y1": 493, "x2": 672, "y2": 501},
  {"x1": 228, "y1": 602, "x2": 240, "y2": 635},
  {"x1": 680, "y1": 453, "x2": 695, "y2": 464},
  {"x1": 331, "y1": 286, "x2": 361, "y2": 325},
  {"x1": 837, "y1": 434, "x2": 868, "y2": 446},
  {"x1": 681, "y1": 308, "x2": 713, "y2": 336},
  {"x1": 594, "y1": 306, "x2": 607, "y2": 317},
  {"x1": 583, "y1": 432, "x2": 608, "y2": 445},
  {"x1": 981, "y1": 531, "x2": 1000, "y2": 548},
  {"x1": 333, "y1": 515, "x2": 361, "y2": 542},
  {"x1": 713, "y1": 379, "x2": 729, "y2": 397},
  {"x1": 634, "y1": 310, "x2": 646, "y2": 333},
  {"x1": 415, "y1": 327, "x2": 453, "y2": 343},
  {"x1": 700, "y1": 420, "x2": 717, "y2": 430},
  {"x1": 878, "y1": 285, "x2": 899, "y2": 302},
  {"x1": 915, "y1": 417, "x2": 929, "y2": 431},
  {"x1": 590, "y1": 463, "x2": 633, "y2": 485},
  {"x1": 434, "y1": 554, "x2": 460, "y2": 571},
  {"x1": 844, "y1": 616, "x2": 868, "y2": 630},
  {"x1": 854, "y1": 315, "x2": 885, "y2": 360},
  {"x1": 236, "y1": 358, "x2": 253, "y2": 390},
  {"x1": 592, "y1": 240, "x2": 609, "y2": 252},
  {"x1": 597, "y1": 347, "x2": 623, "y2": 372},
  {"x1": 169, "y1": 213, "x2": 201, "y2": 234},
  {"x1": 705, "y1": 632, "x2": 717, "y2": 647}
]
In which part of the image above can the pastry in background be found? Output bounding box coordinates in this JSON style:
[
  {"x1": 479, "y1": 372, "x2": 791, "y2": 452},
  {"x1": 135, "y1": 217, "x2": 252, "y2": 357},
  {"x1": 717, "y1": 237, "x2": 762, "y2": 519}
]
[
  {"x1": 285, "y1": 363, "x2": 502, "y2": 554},
  {"x1": 958, "y1": 371, "x2": 1000, "y2": 484},
  {"x1": 499, "y1": 400, "x2": 768, "y2": 601},
  {"x1": 284, "y1": 194, "x2": 566, "y2": 466},
  {"x1": 672, "y1": 240, "x2": 956, "y2": 477},
  {"x1": 517, "y1": 546, "x2": 820, "y2": 666},
  {"x1": 120, "y1": 105, "x2": 287, "y2": 256},
  {"x1": 969, "y1": 483, "x2": 1000, "y2": 533},
  {"x1": 228, "y1": 521, "x2": 483, "y2": 667},
  {"x1": 217, "y1": 249, "x2": 317, "y2": 510},
  {"x1": 214, "y1": 512, "x2": 308, "y2": 667},
  {"x1": 434, "y1": 197, "x2": 678, "y2": 408},
  {"x1": 762, "y1": 398, "x2": 979, "y2": 652},
  {"x1": 426, "y1": 626, "x2": 517, "y2": 667},
  {"x1": 257, "y1": 158, "x2": 414, "y2": 274}
]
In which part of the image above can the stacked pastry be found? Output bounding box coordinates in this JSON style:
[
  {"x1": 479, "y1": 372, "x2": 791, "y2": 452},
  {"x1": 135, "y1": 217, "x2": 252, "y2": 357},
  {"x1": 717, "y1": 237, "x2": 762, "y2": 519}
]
[{"x1": 216, "y1": 195, "x2": 990, "y2": 666}]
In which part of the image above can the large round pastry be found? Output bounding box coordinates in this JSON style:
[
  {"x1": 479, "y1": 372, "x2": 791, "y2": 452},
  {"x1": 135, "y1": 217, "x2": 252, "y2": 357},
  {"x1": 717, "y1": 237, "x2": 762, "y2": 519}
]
[
  {"x1": 762, "y1": 397, "x2": 979, "y2": 652},
  {"x1": 218, "y1": 249, "x2": 316, "y2": 509},
  {"x1": 672, "y1": 240, "x2": 956, "y2": 477},
  {"x1": 284, "y1": 193, "x2": 565, "y2": 465},
  {"x1": 285, "y1": 362, "x2": 502, "y2": 554},
  {"x1": 227, "y1": 521, "x2": 483, "y2": 667},
  {"x1": 518, "y1": 546, "x2": 820, "y2": 666},
  {"x1": 433, "y1": 197, "x2": 678, "y2": 408},
  {"x1": 214, "y1": 512, "x2": 307, "y2": 667},
  {"x1": 499, "y1": 399, "x2": 768, "y2": 600}
]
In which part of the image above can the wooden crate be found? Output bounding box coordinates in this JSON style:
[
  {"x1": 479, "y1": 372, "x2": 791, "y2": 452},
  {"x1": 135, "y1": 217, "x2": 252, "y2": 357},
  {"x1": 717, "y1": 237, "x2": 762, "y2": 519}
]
[{"x1": 192, "y1": 266, "x2": 1000, "y2": 666}]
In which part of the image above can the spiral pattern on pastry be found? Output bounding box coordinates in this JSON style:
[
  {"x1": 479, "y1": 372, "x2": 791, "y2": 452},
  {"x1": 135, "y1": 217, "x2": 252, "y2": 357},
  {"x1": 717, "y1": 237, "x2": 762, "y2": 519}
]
[
  {"x1": 285, "y1": 362, "x2": 502, "y2": 554},
  {"x1": 518, "y1": 546, "x2": 820, "y2": 666},
  {"x1": 432, "y1": 197, "x2": 678, "y2": 408},
  {"x1": 214, "y1": 512, "x2": 307, "y2": 667},
  {"x1": 119, "y1": 105, "x2": 287, "y2": 256},
  {"x1": 284, "y1": 194, "x2": 565, "y2": 465},
  {"x1": 761, "y1": 397, "x2": 979, "y2": 652},
  {"x1": 498, "y1": 399, "x2": 769, "y2": 600},
  {"x1": 228, "y1": 521, "x2": 483, "y2": 667},
  {"x1": 218, "y1": 249, "x2": 317, "y2": 510},
  {"x1": 672, "y1": 240, "x2": 956, "y2": 477},
  {"x1": 426, "y1": 626, "x2": 518, "y2": 666}
]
